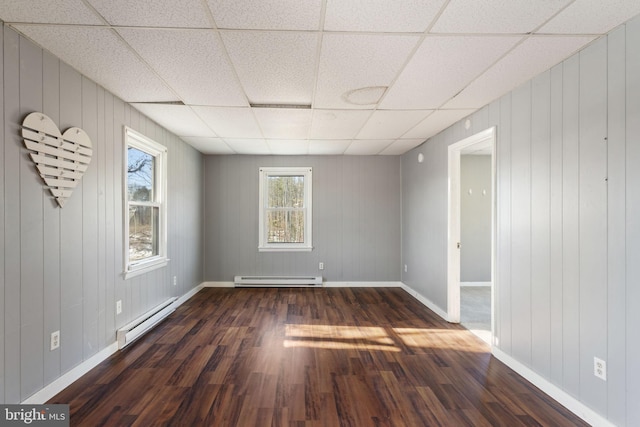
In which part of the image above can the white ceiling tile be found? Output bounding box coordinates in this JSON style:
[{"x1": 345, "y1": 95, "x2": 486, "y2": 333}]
[
  {"x1": 324, "y1": 0, "x2": 446, "y2": 32},
  {"x1": 181, "y1": 137, "x2": 235, "y2": 155},
  {"x1": 357, "y1": 110, "x2": 432, "y2": 140},
  {"x1": 403, "y1": 109, "x2": 476, "y2": 139},
  {"x1": 208, "y1": 0, "x2": 322, "y2": 30},
  {"x1": 253, "y1": 108, "x2": 312, "y2": 139},
  {"x1": 192, "y1": 107, "x2": 262, "y2": 138},
  {"x1": 308, "y1": 140, "x2": 351, "y2": 155},
  {"x1": 309, "y1": 110, "x2": 373, "y2": 139},
  {"x1": 224, "y1": 139, "x2": 271, "y2": 155},
  {"x1": 344, "y1": 139, "x2": 394, "y2": 155},
  {"x1": 315, "y1": 34, "x2": 421, "y2": 109},
  {"x1": 13, "y1": 25, "x2": 176, "y2": 103},
  {"x1": 539, "y1": 0, "x2": 640, "y2": 34},
  {"x1": 87, "y1": 0, "x2": 212, "y2": 27},
  {"x1": 0, "y1": 0, "x2": 103, "y2": 24},
  {"x1": 118, "y1": 28, "x2": 246, "y2": 106},
  {"x1": 379, "y1": 139, "x2": 426, "y2": 155},
  {"x1": 444, "y1": 35, "x2": 596, "y2": 109},
  {"x1": 131, "y1": 104, "x2": 215, "y2": 137},
  {"x1": 267, "y1": 140, "x2": 309, "y2": 155},
  {"x1": 432, "y1": 0, "x2": 571, "y2": 33},
  {"x1": 381, "y1": 36, "x2": 520, "y2": 109},
  {"x1": 221, "y1": 31, "x2": 318, "y2": 105}
]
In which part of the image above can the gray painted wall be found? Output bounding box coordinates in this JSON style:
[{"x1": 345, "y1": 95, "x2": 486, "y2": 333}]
[
  {"x1": 0, "y1": 25, "x2": 204, "y2": 403},
  {"x1": 460, "y1": 155, "x2": 491, "y2": 282},
  {"x1": 401, "y1": 15, "x2": 640, "y2": 426},
  {"x1": 203, "y1": 155, "x2": 401, "y2": 282}
]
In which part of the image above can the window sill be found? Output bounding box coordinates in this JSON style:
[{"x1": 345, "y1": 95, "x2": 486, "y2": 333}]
[
  {"x1": 258, "y1": 246, "x2": 313, "y2": 252},
  {"x1": 124, "y1": 257, "x2": 169, "y2": 280}
]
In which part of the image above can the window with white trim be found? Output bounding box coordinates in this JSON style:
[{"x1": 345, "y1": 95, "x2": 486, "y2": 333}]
[
  {"x1": 124, "y1": 127, "x2": 168, "y2": 278},
  {"x1": 259, "y1": 167, "x2": 312, "y2": 252}
]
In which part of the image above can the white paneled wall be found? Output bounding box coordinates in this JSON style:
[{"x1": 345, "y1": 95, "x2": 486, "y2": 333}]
[
  {"x1": 1, "y1": 25, "x2": 203, "y2": 403},
  {"x1": 402, "y1": 15, "x2": 640, "y2": 426}
]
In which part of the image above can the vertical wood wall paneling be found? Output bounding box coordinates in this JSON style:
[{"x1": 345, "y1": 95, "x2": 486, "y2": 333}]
[
  {"x1": 113, "y1": 97, "x2": 125, "y2": 328},
  {"x1": 81, "y1": 76, "x2": 99, "y2": 360},
  {"x1": 497, "y1": 93, "x2": 512, "y2": 352},
  {"x1": 578, "y1": 38, "x2": 608, "y2": 413},
  {"x1": 549, "y1": 63, "x2": 565, "y2": 386},
  {"x1": 488, "y1": 100, "x2": 500, "y2": 340},
  {"x1": 530, "y1": 71, "x2": 551, "y2": 378},
  {"x1": 42, "y1": 50, "x2": 61, "y2": 387},
  {"x1": 625, "y1": 15, "x2": 640, "y2": 426},
  {"x1": 509, "y1": 82, "x2": 532, "y2": 365},
  {"x1": 0, "y1": 23, "x2": 5, "y2": 404},
  {"x1": 96, "y1": 85, "x2": 107, "y2": 349},
  {"x1": 561, "y1": 54, "x2": 581, "y2": 396},
  {"x1": 4, "y1": 26, "x2": 21, "y2": 404},
  {"x1": 606, "y1": 25, "x2": 627, "y2": 426},
  {"x1": 19, "y1": 33, "x2": 45, "y2": 401},
  {"x1": 104, "y1": 91, "x2": 115, "y2": 343}
]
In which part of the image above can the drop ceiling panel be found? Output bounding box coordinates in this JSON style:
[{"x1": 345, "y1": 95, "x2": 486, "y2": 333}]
[
  {"x1": 357, "y1": 110, "x2": 432, "y2": 140},
  {"x1": 381, "y1": 36, "x2": 521, "y2": 109},
  {"x1": 308, "y1": 140, "x2": 351, "y2": 155},
  {"x1": 380, "y1": 139, "x2": 426, "y2": 155},
  {"x1": 253, "y1": 108, "x2": 312, "y2": 139},
  {"x1": 444, "y1": 35, "x2": 596, "y2": 109},
  {"x1": 181, "y1": 137, "x2": 234, "y2": 155},
  {"x1": 208, "y1": 0, "x2": 322, "y2": 30},
  {"x1": 221, "y1": 31, "x2": 318, "y2": 105},
  {"x1": 403, "y1": 109, "x2": 476, "y2": 139},
  {"x1": 267, "y1": 140, "x2": 309, "y2": 155},
  {"x1": 431, "y1": 0, "x2": 571, "y2": 33},
  {"x1": 224, "y1": 138, "x2": 271, "y2": 155},
  {"x1": 309, "y1": 110, "x2": 373, "y2": 139},
  {"x1": 344, "y1": 139, "x2": 394, "y2": 155},
  {"x1": 13, "y1": 25, "x2": 176, "y2": 103},
  {"x1": 131, "y1": 104, "x2": 215, "y2": 137},
  {"x1": 87, "y1": 0, "x2": 212, "y2": 28},
  {"x1": 118, "y1": 28, "x2": 247, "y2": 106},
  {"x1": 192, "y1": 106, "x2": 262, "y2": 138},
  {"x1": 324, "y1": 0, "x2": 446, "y2": 32},
  {"x1": 538, "y1": 0, "x2": 640, "y2": 34},
  {"x1": 315, "y1": 34, "x2": 421, "y2": 109},
  {"x1": 0, "y1": 0, "x2": 103, "y2": 24}
]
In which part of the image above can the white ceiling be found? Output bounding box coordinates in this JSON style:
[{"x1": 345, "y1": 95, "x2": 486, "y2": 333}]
[{"x1": 2, "y1": 0, "x2": 639, "y2": 156}]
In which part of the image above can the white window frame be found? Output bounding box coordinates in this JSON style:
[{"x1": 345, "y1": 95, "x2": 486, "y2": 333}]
[
  {"x1": 259, "y1": 167, "x2": 313, "y2": 252},
  {"x1": 123, "y1": 127, "x2": 168, "y2": 279}
]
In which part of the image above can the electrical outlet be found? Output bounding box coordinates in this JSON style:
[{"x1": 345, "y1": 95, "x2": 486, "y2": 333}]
[
  {"x1": 173, "y1": 276, "x2": 177, "y2": 286},
  {"x1": 594, "y1": 357, "x2": 607, "y2": 381},
  {"x1": 50, "y1": 330, "x2": 60, "y2": 351},
  {"x1": 116, "y1": 300, "x2": 122, "y2": 315},
  {"x1": 404, "y1": 264, "x2": 408, "y2": 273},
  {"x1": 319, "y1": 262, "x2": 324, "y2": 270}
]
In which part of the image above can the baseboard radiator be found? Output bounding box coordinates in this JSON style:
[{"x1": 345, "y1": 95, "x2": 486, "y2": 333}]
[
  {"x1": 234, "y1": 275, "x2": 323, "y2": 288},
  {"x1": 117, "y1": 297, "x2": 178, "y2": 350}
]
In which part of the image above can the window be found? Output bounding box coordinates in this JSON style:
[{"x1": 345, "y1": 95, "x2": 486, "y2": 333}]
[
  {"x1": 124, "y1": 127, "x2": 168, "y2": 278},
  {"x1": 259, "y1": 167, "x2": 312, "y2": 252}
]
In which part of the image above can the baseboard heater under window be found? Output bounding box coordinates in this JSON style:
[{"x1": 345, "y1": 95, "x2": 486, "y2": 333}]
[
  {"x1": 234, "y1": 276, "x2": 323, "y2": 287},
  {"x1": 117, "y1": 297, "x2": 177, "y2": 350}
]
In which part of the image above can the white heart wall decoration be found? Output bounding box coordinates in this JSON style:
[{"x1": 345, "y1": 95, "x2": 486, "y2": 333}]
[{"x1": 22, "y1": 112, "x2": 93, "y2": 208}]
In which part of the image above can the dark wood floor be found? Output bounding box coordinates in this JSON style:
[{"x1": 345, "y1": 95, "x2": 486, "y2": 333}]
[{"x1": 50, "y1": 287, "x2": 588, "y2": 426}]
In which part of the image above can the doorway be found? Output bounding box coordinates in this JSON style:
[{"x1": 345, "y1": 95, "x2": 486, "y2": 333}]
[{"x1": 447, "y1": 127, "x2": 496, "y2": 345}]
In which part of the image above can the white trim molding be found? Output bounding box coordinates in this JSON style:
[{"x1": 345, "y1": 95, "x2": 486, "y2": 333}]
[
  {"x1": 461, "y1": 281, "x2": 492, "y2": 287},
  {"x1": 324, "y1": 281, "x2": 402, "y2": 288},
  {"x1": 399, "y1": 283, "x2": 450, "y2": 321}
]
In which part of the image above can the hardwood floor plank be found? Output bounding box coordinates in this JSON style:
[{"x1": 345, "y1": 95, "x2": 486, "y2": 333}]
[{"x1": 48, "y1": 288, "x2": 589, "y2": 426}]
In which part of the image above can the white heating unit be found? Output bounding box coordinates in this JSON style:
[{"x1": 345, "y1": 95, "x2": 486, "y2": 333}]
[
  {"x1": 117, "y1": 297, "x2": 177, "y2": 349},
  {"x1": 234, "y1": 276, "x2": 323, "y2": 287}
]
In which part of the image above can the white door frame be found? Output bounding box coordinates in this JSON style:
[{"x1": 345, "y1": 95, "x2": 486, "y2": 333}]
[{"x1": 447, "y1": 127, "x2": 496, "y2": 330}]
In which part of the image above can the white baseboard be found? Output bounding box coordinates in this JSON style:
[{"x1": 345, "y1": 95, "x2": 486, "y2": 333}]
[
  {"x1": 491, "y1": 348, "x2": 615, "y2": 427},
  {"x1": 202, "y1": 281, "x2": 234, "y2": 287},
  {"x1": 399, "y1": 283, "x2": 450, "y2": 321},
  {"x1": 461, "y1": 281, "x2": 492, "y2": 287},
  {"x1": 323, "y1": 281, "x2": 402, "y2": 288}
]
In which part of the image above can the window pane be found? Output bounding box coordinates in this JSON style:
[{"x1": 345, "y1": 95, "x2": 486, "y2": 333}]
[
  {"x1": 129, "y1": 205, "x2": 159, "y2": 261},
  {"x1": 267, "y1": 175, "x2": 304, "y2": 208},
  {"x1": 127, "y1": 147, "x2": 154, "y2": 201},
  {"x1": 267, "y1": 210, "x2": 305, "y2": 243}
]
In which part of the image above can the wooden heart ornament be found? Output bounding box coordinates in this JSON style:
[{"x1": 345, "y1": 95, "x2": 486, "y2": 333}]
[{"x1": 22, "y1": 112, "x2": 92, "y2": 208}]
